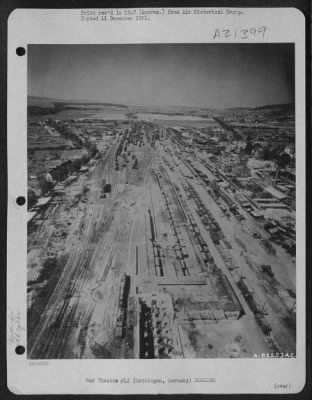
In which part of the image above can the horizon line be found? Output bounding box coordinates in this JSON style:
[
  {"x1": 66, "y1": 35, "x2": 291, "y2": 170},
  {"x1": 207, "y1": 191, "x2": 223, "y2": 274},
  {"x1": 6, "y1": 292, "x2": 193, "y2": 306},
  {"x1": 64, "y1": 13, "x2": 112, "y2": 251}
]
[{"x1": 28, "y1": 94, "x2": 294, "y2": 111}]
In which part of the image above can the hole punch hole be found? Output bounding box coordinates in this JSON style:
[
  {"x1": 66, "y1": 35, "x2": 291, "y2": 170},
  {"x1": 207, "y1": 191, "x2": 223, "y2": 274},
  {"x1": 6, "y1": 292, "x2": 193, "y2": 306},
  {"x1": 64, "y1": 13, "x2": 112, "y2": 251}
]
[
  {"x1": 15, "y1": 345, "x2": 25, "y2": 355},
  {"x1": 16, "y1": 196, "x2": 26, "y2": 206},
  {"x1": 16, "y1": 47, "x2": 26, "y2": 56}
]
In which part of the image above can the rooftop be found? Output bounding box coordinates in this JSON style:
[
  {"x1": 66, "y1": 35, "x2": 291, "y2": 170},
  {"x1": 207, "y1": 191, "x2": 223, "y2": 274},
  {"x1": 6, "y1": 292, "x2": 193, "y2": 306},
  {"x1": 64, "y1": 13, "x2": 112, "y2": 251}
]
[{"x1": 265, "y1": 186, "x2": 288, "y2": 200}]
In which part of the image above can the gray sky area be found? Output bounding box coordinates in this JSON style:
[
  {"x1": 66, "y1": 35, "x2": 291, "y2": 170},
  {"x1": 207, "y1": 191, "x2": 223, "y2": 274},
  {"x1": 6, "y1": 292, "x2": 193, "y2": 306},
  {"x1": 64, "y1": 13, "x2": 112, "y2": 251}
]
[{"x1": 28, "y1": 44, "x2": 294, "y2": 109}]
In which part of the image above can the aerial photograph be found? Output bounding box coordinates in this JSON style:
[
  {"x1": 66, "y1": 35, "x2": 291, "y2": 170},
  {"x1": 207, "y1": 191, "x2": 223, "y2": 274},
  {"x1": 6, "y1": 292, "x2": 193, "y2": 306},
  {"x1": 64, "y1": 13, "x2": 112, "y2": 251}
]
[{"x1": 27, "y1": 44, "x2": 296, "y2": 359}]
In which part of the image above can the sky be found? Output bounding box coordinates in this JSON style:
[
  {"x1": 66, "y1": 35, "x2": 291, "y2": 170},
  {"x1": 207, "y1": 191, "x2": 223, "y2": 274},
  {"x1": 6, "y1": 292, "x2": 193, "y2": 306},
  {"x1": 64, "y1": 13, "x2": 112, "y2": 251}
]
[{"x1": 28, "y1": 44, "x2": 294, "y2": 109}]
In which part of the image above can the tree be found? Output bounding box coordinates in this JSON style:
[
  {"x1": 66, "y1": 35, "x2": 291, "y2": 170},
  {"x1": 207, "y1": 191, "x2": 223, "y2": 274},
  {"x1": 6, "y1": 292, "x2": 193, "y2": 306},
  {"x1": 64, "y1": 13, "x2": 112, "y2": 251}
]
[
  {"x1": 88, "y1": 143, "x2": 98, "y2": 157},
  {"x1": 37, "y1": 173, "x2": 53, "y2": 195},
  {"x1": 82, "y1": 185, "x2": 90, "y2": 194},
  {"x1": 244, "y1": 139, "x2": 254, "y2": 155},
  {"x1": 277, "y1": 152, "x2": 291, "y2": 169},
  {"x1": 73, "y1": 158, "x2": 83, "y2": 171},
  {"x1": 81, "y1": 154, "x2": 90, "y2": 164},
  {"x1": 262, "y1": 146, "x2": 273, "y2": 161},
  {"x1": 27, "y1": 189, "x2": 38, "y2": 209},
  {"x1": 85, "y1": 138, "x2": 98, "y2": 157}
]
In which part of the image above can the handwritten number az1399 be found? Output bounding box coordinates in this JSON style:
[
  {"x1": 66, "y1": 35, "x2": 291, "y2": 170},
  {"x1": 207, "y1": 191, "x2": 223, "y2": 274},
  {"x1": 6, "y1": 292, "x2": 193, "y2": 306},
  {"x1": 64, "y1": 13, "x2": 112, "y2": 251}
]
[{"x1": 213, "y1": 26, "x2": 266, "y2": 40}]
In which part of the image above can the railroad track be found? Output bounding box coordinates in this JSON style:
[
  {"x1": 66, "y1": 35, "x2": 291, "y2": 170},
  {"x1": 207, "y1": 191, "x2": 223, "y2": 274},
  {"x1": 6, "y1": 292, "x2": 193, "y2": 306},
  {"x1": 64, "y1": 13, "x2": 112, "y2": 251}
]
[{"x1": 28, "y1": 142, "x2": 126, "y2": 357}]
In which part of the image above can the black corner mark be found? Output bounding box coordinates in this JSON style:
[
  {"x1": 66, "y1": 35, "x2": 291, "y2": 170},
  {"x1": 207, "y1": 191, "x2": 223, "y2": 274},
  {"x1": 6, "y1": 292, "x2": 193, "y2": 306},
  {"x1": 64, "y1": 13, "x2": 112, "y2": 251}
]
[
  {"x1": 16, "y1": 196, "x2": 26, "y2": 206},
  {"x1": 15, "y1": 345, "x2": 25, "y2": 355},
  {"x1": 16, "y1": 47, "x2": 26, "y2": 56}
]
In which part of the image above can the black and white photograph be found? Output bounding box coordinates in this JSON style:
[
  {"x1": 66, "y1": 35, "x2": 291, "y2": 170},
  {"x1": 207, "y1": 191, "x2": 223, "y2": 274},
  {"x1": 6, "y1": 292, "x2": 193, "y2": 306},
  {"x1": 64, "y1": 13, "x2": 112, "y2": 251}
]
[{"x1": 26, "y1": 43, "x2": 297, "y2": 360}]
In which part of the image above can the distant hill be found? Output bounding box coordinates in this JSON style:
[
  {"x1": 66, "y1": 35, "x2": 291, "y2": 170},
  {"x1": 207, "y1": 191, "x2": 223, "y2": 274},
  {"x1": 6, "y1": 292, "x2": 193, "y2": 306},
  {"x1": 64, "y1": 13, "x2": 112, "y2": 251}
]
[
  {"x1": 28, "y1": 96, "x2": 128, "y2": 109},
  {"x1": 226, "y1": 103, "x2": 294, "y2": 112},
  {"x1": 28, "y1": 96, "x2": 294, "y2": 117},
  {"x1": 226, "y1": 107, "x2": 248, "y2": 111},
  {"x1": 251, "y1": 103, "x2": 294, "y2": 112}
]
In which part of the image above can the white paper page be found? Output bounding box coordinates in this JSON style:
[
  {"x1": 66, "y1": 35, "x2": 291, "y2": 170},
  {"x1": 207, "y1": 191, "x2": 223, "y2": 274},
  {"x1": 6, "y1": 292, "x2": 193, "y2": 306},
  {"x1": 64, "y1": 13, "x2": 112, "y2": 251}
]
[{"x1": 7, "y1": 7, "x2": 305, "y2": 394}]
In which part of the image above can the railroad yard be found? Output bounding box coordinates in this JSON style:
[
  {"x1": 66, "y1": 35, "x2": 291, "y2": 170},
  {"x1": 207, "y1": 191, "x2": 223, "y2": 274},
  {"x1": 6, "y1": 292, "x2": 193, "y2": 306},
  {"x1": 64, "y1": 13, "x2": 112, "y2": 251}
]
[{"x1": 27, "y1": 109, "x2": 296, "y2": 359}]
